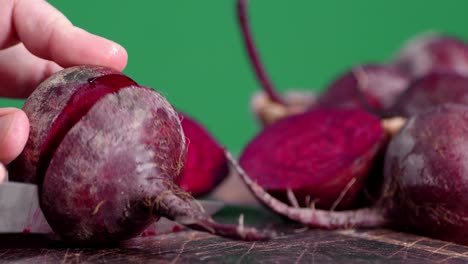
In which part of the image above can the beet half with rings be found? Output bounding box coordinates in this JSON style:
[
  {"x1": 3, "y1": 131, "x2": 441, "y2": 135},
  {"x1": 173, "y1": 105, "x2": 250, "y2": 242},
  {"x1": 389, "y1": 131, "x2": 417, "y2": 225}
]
[{"x1": 9, "y1": 65, "x2": 274, "y2": 244}]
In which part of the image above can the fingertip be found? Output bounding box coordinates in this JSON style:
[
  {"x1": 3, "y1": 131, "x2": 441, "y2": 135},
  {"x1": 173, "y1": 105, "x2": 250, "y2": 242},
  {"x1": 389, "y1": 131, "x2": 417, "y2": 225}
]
[
  {"x1": 13, "y1": 0, "x2": 128, "y2": 73},
  {"x1": 0, "y1": 108, "x2": 29, "y2": 164},
  {"x1": 106, "y1": 40, "x2": 128, "y2": 72},
  {"x1": 59, "y1": 27, "x2": 129, "y2": 72}
]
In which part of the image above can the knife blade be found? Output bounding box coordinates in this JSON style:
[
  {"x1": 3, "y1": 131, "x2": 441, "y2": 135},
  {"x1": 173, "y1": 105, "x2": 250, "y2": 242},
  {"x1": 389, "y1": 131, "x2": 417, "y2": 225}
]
[{"x1": 0, "y1": 182, "x2": 224, "y2": 235}]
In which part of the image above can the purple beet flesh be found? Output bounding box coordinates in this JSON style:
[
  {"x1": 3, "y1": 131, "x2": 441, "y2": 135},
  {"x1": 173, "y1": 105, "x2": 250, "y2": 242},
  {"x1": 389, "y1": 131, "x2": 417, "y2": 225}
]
[
  {"x1": 239, "y1": 107, "x2": 387, "y2": 210},
  {"x1": 178, "y1": 113, "x2": 229, "y2": 197}
]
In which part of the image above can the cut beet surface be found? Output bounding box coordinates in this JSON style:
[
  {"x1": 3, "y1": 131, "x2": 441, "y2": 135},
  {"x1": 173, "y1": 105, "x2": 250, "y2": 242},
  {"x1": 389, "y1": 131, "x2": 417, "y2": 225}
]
[
  {"x1": 178, "y1": 113, "x2": 229, "y2": 197},
  {"x1": 239, "y1": 108, "x2": 387, "y2": 210},
  {"x1": 37, "y1": 74, "x2": 139, "y2": 186}
]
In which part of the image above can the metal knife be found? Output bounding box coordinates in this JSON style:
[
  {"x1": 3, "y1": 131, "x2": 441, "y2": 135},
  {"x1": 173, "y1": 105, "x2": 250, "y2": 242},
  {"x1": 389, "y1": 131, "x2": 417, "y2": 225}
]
[{"x1": 0, "y1": 182, "x2": 224, "y2": 235}]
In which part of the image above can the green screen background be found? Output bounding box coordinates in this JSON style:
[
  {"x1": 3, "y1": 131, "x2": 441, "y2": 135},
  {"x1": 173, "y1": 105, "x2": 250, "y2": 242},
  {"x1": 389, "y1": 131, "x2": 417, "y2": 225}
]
[{"x1": 4, "y1": 1, "x2": 468, "y2": 155}]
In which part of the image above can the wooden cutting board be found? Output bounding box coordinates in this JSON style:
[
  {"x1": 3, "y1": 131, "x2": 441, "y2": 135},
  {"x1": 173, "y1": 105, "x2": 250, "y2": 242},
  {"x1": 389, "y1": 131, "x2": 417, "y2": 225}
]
[{"x1": 1, "y1": 205, "x2": 467, "y2": 263}]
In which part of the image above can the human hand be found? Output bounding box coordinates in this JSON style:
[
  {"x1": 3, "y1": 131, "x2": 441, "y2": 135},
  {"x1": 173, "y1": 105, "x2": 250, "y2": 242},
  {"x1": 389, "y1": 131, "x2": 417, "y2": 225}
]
[{"x1": 0, "y1": 0, "x2": 128, "y2": 182}]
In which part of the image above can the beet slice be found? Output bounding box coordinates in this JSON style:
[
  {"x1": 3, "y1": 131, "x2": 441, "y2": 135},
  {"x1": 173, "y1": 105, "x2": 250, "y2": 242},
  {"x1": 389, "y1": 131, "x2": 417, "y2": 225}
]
[
  {"x1": 178, "y1": 113, "x2": 229, "y2": 197},
  {"x1": 391, "y1": 72, "x2": 468, "y2": 117},
  {"x1": 239, "y1": 108, "x2": 387, "y2": 210}
]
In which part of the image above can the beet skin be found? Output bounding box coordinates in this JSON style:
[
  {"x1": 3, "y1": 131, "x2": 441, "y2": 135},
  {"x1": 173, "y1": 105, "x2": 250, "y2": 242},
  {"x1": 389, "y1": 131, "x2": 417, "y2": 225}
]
[
  {"x1": 383, "y1": 104, "x2": 468, "y2": 246},
  {"x1": 315, "y1": 64, "x2": 409, "y2": 116},
  {"x1": 391, "y1": 72, "x2": 468, "y2": 117},
  {"x1": 394, "y1": 33, "x2": 468, "y2": 78}
]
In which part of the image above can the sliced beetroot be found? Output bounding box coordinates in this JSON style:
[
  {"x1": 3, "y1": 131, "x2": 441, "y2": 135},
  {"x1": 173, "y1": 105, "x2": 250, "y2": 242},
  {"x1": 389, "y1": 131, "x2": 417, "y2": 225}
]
[
  {"x1": 40, "y1": 87, "x2": 183, "y2": 242},
  {"x1": 391, "y1": 72, "x2": 468, "y2": 117},
  {"x1": 383, "y1": 104, "x2": 468, "y2": 246},
  {"x1": 8, "y1": 66, "x2": 121, "y2": 183},
  {"x1": 234, "y1": 104, "x2": 468, "y2": 246},
  {"x1": 11, "y1": 66, "x2": 274, "y2": 244},
  {"x1": 394, "y1": 33, "x2": 468, "y2": 78},
  {"x1": 37, "y1": 74, "x2": 138, "y2": 185},
  {"x1": 314, "y1": 64, "x2": 410, "y2": 116},
  {"x1": 177, "y1": 113, "x2": 229, "y2": 197},
  {"x1": 239, "y1": 108, "x2": 387, "y2": 210}
]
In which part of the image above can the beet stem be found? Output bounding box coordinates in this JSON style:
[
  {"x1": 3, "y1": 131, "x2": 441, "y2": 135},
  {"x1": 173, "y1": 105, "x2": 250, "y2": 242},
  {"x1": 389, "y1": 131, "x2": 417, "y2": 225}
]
[
  {"x1": 152, "y1": 183, "x2": 275, "y2": 241},
  {"x1": 227, "y1": 151, "x2": 388, "y2": 229},
  {"x1": 237, "y1": 0, "x2": 286, "y2": 105}
]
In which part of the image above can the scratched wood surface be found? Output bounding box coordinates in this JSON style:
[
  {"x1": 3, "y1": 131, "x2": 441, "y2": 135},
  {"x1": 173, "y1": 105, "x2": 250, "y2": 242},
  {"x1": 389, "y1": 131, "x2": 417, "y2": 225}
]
[{"x1": 1, "y1": 205, "x2": 468, "y2": 264}]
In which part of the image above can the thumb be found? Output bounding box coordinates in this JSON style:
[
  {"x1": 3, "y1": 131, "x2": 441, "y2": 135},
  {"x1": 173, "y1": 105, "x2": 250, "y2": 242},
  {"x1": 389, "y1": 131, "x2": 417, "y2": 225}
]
[{"x1": 0, "y1": 108, "x2": 29, "y2": 165}]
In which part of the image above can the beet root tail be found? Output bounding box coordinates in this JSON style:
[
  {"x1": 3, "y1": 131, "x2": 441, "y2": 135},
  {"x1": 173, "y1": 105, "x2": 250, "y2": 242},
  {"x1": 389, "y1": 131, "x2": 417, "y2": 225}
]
[
  {"x1": 152, "y1": 184, "x2": 275, "y2": 241},
  {"x1": 227, "y1": 151, "x2": 388, "y2": 229}
]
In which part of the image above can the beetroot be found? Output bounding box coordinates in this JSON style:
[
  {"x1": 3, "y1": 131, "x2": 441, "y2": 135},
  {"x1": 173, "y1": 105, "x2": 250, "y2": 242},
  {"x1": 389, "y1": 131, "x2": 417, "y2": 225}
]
[
  {"x1": 178, "y1": 113, "x2": 229, "y2": 197},
  {"x1": 9, "y1": 66, "x2": 273, "y2": 243},
  {"x1": 235, "y1": 104, "x2": 468, "y2": 246},
  {"x1": 9, "y1": 66, "x2": 123, "y2": 183},
  {"x1": 382, "y1": 104, "x2": 468, "y2": 245},
  {"x1": 393, "y1": 33, "x2": 468, "y2": 78},
  {"x1": 239, "y1": 107, "x2": 387, "y2": 210},
  {"x1": 314, "y1": 64, "x2": 409, "y2": 116},
  {"x1": 391, "y1": 72, "x2": 468, "y2": 117}
]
